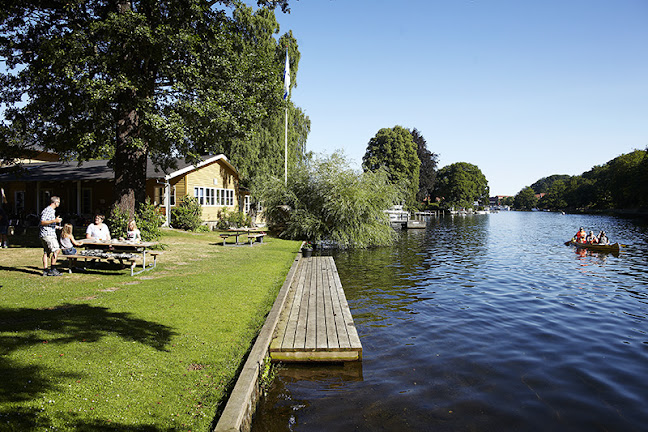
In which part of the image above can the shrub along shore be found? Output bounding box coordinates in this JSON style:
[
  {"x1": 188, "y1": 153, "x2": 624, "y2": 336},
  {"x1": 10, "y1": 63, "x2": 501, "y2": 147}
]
[{"x1": 0, "y1": 228, "x2": 300, "y2": 431}]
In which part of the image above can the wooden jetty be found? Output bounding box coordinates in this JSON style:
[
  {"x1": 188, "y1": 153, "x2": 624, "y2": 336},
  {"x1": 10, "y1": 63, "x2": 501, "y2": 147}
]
[{"x1": 270, "y1": 256, "x2": 363, "y2": 362}]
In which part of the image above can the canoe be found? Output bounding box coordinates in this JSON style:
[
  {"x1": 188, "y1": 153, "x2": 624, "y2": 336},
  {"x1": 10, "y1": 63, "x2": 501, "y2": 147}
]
[{"x1": 566, "y1": 240, "x2": 620, "y2": 253}]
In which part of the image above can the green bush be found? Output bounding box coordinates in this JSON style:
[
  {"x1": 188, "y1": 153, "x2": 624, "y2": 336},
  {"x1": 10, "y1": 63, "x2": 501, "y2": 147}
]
[
  {"x1": 107, "y1": 206, "x2": 130, "y2": 239},
  {"x1": 216, "y1": 208, "x2": 252, "y2": 230},
  {"x1": 171, "y1": 195, "x2": 203, "y2": 231},
  {"x1": 136, "y1": 199, "x2": 164, "y2": 241},
  {"x1": 107, "y1": 199, "x2": 164, "y2": 241}
]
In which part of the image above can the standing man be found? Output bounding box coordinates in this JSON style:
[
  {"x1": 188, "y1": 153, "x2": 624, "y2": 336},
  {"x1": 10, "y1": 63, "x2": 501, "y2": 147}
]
[
  {"x1": 40, "y1": 196, "x2": 63, "y2": 276},
  {"x1": 0, "y1": 206, "x2": 9, "y2": 248}
]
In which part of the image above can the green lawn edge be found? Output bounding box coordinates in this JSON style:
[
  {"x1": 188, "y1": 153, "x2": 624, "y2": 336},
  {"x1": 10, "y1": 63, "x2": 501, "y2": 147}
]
[{"x1": 0, "y1": 228, "x2": 300, "y2": 431}]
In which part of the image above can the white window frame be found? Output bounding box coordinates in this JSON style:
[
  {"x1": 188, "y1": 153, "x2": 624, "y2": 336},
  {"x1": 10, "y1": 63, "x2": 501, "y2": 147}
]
[
  {"x1": 155, "y1": 187, "x2": 164, "y2": 206},
  {"x1": 169, "y1": 186, "x2": 176, "y2": 206},
  {"x1": 194, "y1": 187, "x2": 235, "y2": 207}
]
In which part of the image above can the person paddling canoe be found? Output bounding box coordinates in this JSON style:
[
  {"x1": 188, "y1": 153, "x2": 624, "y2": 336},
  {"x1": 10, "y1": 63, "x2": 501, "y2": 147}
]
[
  {"x1": 574, "y1": 227, "x2": 587, "y2": 243},
  {"x1": 598, "y1": 231, "x2": 609, "y2": 245}
]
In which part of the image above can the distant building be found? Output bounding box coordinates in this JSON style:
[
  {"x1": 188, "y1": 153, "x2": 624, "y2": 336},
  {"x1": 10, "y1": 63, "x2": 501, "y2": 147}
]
[{"x1": 490, "y1": 195, "x2": 512, "y2": 206}]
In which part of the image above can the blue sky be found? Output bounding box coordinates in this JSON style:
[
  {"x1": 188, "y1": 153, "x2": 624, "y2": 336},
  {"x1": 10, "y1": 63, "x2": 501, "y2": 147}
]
[{"x1": 266, "y1": 0, "x2": 648, "y2": 196}]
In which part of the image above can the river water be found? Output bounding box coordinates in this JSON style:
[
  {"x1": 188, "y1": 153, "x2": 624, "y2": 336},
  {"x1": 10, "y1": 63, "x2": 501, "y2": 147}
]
[{"x1": 252, "y1": 212, "x2": 648, "y2": 432}]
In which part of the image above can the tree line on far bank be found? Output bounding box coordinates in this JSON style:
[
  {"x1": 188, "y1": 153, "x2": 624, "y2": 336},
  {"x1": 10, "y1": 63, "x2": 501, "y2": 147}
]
[{"x1": 512, "y1": 149, "x2": 648, "y2": 211}]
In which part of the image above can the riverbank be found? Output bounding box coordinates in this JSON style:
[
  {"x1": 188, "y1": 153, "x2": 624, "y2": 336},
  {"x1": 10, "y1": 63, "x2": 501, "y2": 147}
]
[{"x1": 0, "y1": 228, "x2": 300, "y2": 431}]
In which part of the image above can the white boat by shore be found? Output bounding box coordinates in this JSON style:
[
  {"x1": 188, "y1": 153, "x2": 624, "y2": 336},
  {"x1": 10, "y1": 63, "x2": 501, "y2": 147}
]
[{"x1": 384, "y1": 206, "x2": 426, "y2": 229}]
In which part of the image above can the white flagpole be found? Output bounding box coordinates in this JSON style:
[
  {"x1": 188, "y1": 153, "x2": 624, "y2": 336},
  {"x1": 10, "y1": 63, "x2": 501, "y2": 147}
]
[
  {"x1": 284, "y1": 106, "x2": 288, "y2": 185},
  {"x1": 283, "y1": 50, "x2": 290, "y2": 185}
]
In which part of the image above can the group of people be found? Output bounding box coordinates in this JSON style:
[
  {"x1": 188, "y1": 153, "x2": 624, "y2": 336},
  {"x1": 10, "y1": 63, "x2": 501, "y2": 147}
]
[
  {"x1": 39, "y1": 196, "x2": 142, "y2": 276},
  {"x1": 573, "y1": 227, "x2": 609, "y2": 245}
]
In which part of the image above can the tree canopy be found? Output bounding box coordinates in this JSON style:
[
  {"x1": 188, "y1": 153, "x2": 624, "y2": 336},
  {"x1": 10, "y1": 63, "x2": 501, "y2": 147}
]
[
  {"x1": 530, "y1": 175, "x2": 571, "y2": 194},
  {"x1": 411, "y1": 128, "x2": 438, "y2": 203},
  {"x1": 432, "y1": 162, "x2": 489, "y2": 209},
  {"x1": 252, "y1": 152, "x2": 398, "y2": 248},
  {"x1": 231, "y1": 100, "x2": 310, "y2": 188},
  {"x1": 513, "y1": 187, "x2": 538, "y2": 211},
  {"x1": 0, "y1": 1, "x2": 297, "y2": 215},
  {"x1": 362, "y1": 126, "x2": 420, "y2": 209}
]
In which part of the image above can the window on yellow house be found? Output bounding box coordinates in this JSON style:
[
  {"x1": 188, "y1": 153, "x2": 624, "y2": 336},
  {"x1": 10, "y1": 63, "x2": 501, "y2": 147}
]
[
  {"x1": 194, "y1": 187, "x2": 234, "y2": 206},
  {"x1": 244, "y1": 196, "x2": 250, "y2": 213},
  {"x1": 154, "y1": 186, "x2": 175, "y2": 206}
]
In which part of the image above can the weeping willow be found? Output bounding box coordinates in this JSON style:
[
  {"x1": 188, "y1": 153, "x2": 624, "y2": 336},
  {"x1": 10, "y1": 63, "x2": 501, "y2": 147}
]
[{"x1": 252, "y1": 152, "x2": 398, "y2": 248}]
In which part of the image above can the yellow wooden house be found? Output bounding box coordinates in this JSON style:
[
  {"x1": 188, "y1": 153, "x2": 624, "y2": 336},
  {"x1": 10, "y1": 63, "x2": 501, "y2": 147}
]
[
  {"x1": 0, "y1": 154, "x2": 254, "y2": 227},
  {"x1": 154, "y1": 154, "x2": 253, "y2": 226}
]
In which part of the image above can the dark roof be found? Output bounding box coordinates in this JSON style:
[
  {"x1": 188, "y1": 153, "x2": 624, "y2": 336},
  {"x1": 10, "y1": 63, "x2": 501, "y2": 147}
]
[{"x1": 0, "y1": 157, "x2": 207, "y2": 182}]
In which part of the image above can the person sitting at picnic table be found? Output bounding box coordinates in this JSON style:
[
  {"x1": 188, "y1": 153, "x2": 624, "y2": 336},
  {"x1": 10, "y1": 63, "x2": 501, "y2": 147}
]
[
  {"x1": 60, "y1": 223, "x2": 83, "y2": 255},
  {"x1": 598, "y1": 231, "x2": 610, "y2": 245},
  {"x1": 40, "y1": 196, "x2": 63, "y2": 276},
  {"x1": 126, "y1": 220, "x2": 141, "y2": 242},
  {"x1": 86, "y1": 214, "x2": 111, "y2": 241}
]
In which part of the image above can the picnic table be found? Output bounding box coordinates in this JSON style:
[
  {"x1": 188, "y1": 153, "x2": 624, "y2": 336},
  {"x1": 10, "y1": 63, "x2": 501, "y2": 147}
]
[
  {"x1": 58, "y1": 239, "x2": 161, "y2": 276},
  {"x1": 220, "y1": 228, "x2": 267, "y2": 246}
]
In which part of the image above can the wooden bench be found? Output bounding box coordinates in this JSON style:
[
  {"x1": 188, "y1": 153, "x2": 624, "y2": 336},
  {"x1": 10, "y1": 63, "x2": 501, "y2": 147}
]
[
  {"x1": 220, "y1": 233, "x2": 235, "y2": 246},
  {"x1": 57, "y1": 254, "x2": 138, "y2": 275},
  {"x1": 246, "y1": 233, "x2": 267, "y2": 245},
  {"x1": 58, "y1": 250, "x2": 161, "y2": 276}
]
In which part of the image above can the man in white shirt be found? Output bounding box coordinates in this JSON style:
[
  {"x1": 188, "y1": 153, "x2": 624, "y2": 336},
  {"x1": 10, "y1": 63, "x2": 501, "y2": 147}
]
[{"x1": 40, "y1": 196, "x2": 63, "y2": 276}]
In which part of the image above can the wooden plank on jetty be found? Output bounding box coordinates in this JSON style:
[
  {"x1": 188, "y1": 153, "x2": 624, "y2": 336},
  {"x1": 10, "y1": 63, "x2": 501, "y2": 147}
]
[{"x1": 270, "y1": 256, "x2": 363, "y2": 362}]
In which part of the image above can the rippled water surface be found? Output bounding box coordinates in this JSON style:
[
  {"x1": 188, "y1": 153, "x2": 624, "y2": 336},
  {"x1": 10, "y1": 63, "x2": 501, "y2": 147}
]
[{"x1": 252, "y1": 212, "x2": 648, "y2": 432}]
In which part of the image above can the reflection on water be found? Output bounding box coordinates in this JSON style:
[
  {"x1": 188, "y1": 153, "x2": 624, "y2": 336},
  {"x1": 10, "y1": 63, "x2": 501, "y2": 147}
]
[{"x1": 252, "y1": 212, "x2": 648, "y2": 432}]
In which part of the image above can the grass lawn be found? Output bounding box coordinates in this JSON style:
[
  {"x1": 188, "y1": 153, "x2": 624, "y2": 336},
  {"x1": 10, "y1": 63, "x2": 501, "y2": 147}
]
[{"x1": 0, "y1": 228, "x2": 300, "y2": 431}]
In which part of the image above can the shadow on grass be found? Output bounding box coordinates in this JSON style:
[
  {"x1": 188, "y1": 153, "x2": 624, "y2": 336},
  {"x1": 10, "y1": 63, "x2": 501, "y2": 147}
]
[
  {"x1": 0, "y1": 264, "x2": 43, "y2": 276},
  {"x1": 0, "y1": 264, "x2": 127, "y2": 276},
  {"x1": 0, "y1": 304, "x2": 175, "y2": 351},
  {"x1": 0, "y1": 406, "x2": 179, "y2": 431},
  {"x1": 0, "y1": 304, "x2": 177, "y2": 429}
]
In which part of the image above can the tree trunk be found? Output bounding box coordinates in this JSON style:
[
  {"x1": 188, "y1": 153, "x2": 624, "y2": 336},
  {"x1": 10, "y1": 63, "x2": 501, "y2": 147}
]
[
  {"x1": 113, "y1": 106, "x2": 147, "y2": 218},
  {"x1": 112, "y1": 0, "x2": 148, "y2": 218}
]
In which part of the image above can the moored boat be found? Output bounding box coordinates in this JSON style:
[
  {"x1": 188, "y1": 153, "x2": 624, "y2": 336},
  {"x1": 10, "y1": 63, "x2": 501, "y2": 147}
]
[{"x1": 566, "y1": 239, "x2": 620, "y2": 253}]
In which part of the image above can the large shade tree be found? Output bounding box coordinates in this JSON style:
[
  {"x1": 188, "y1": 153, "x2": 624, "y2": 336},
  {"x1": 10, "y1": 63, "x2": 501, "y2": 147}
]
[
  {"x1": 232, "y1": 100, "x2": 310, "y2": 187},
  {"x1": 433, "y1": 162, "x2": 489, "y2": 209},
  {"x1": 0, "y1": 0, "x2": 294, "y2": 216},
  {"x1": 411, "y1": 128, "x2": 438, "y2": 203},
  {"x1": 225, "y1": 26, "x2": 310, "y2": 186},
  {"x1": 513, "y1": 186, "x2": 538, "y2": 210},
  {"x1": 362, "y1": 126, "x2": 420, "y2": 209}
]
